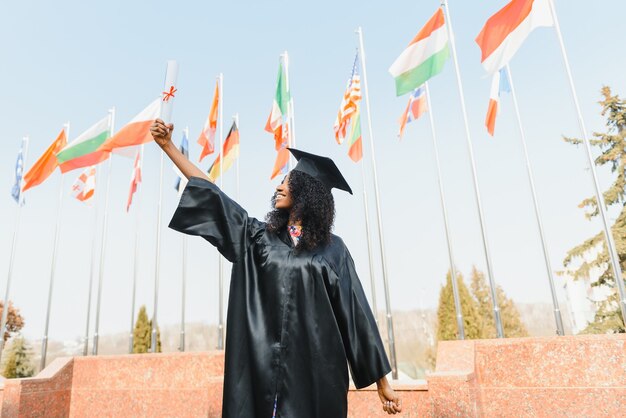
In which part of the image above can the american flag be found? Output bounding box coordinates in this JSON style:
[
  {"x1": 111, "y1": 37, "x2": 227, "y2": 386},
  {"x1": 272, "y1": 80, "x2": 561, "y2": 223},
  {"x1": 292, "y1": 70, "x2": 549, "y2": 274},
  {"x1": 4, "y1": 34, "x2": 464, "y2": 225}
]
[{"x1": 333, "y1": 53, "x2": 362, "y2": 144}]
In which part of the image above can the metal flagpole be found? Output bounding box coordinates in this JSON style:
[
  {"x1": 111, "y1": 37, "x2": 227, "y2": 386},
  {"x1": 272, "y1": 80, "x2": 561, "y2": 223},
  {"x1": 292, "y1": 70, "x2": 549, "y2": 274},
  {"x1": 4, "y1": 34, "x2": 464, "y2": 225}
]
[
  {"x1": 41, "y1": 122, "x2": 70, "y2": 370},
  {"x1": 505, "y1": 65, "x2": 565, "y2": 335},
  {"x1": 152, "y1": 148, "x2": 165, "y2": 353},
  {"x1": 424, "y1": 82, "x2": 465, "y2": 339},
  {"x1": 83, "y1": 165, "x2": 100, "y2": 356},
  {"x1": 129, "y1": 145, "x2": 144, "y2": 353},
  {"x1": 441, "y1": 0, "x2": 504, "y2": 338},
  {"x1": 217, "y1": 73, "x2": 225, "y2": 350},
  {"x1": 359, "y1": 161, "x2": 378, "y2": 325},
  {"x1": 356, "y1": 27, "x2": 398, "y2": 379},
  {"x1": 180, "y1": 130, "x2": 188, "y2": 352},
  {"x1": 548, "y1": 0, "x2": 626, "y2": 323},
  {"x1": 0, "y1": 136, "x2": 30, "y2": 363},
  {"x1": 93, "y1": 108, "x2": 115, "y2": 355},
  {"x1": 282, "y1": 52, "x2": 295, "y2": 168}
]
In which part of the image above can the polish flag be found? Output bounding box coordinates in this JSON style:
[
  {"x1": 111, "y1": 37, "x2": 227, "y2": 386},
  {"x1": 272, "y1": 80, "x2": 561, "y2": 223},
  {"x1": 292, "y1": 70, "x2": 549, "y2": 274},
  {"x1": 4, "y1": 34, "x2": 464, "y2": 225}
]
[
  {"x1": 98, "y1": 99, "x2": 161, "y2": 153},
  {"x1": 475, "y1": 0, "x2": 553, "y2": 74}
]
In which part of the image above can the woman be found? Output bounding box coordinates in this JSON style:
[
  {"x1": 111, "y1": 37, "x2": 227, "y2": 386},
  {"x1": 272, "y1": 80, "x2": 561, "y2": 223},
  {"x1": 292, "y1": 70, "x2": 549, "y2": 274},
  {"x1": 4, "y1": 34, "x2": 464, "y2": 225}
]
[{"x1": 151, "y1": 119, "x2": 402, "y2": 417}]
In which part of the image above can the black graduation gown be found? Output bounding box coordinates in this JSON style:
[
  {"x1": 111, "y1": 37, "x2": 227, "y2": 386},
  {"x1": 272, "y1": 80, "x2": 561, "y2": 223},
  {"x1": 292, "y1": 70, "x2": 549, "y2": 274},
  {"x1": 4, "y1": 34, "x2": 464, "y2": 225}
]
[{"x1": 169, "y1": 177, "x2": 391, "y2": 418}]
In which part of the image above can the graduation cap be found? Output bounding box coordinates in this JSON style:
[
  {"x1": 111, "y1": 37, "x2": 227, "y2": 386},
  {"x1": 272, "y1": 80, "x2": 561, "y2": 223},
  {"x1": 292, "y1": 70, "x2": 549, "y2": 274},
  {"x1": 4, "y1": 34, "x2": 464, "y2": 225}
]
[{"x1": 288, "y1": 148, "x2": 353, "y2": 195}]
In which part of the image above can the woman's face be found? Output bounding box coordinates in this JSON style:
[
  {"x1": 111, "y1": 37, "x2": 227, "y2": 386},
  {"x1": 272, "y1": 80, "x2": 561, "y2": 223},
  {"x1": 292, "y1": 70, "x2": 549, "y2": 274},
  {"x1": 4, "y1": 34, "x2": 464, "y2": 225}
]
[{"x1": 274, "y1": 173, "x2": 294, "y2": 210}]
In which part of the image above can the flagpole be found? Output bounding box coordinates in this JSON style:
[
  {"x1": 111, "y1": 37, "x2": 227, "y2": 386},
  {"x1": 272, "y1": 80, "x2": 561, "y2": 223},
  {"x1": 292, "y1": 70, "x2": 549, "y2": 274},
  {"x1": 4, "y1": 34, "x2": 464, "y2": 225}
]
[
  {"x1": 0, "y1": 136, "x2": 29, "y2": 364},
  {"x1": 152, "y1": 148, "x2": 164, "y2": 353},
  {"x1": 505, "y1": 65, "x2": 565, "y2": 335},
  {"x1": 359, "y1": 161, "x2": 378, "y2": 325},
  {"x1": 424, "y1": 82, "x2": 465, "y2": 339},
  {"x1": 356, "y1": 27, "x2": 398, "y2": 379},
  {"x1": 282, "y1": 52, "x2": 295, "y2": 168},
  {"x1": 548, "y1": 0, "x2": 626, "y2": 323},
  {"x1": 93, "y1": 107, "x2": 115, "y2": 355},
  {"x1": 41, "y1": 122, "x2": 69, "y2": 370},
  {"x1": 180, "y1": 130, "x2": 188, "y2": 352},
  {"x1": 217, "y1": 73, "x2": 225, "y2": 350},
  {"x1": 129, "y1": 145, "x2": 144, "y2": 353},
  {"x1": 83, "y1": 165, "x2": 99, "y2": 356},
  {"x1": 441, "y1": 0, "x2": 504, "y2": 338}
]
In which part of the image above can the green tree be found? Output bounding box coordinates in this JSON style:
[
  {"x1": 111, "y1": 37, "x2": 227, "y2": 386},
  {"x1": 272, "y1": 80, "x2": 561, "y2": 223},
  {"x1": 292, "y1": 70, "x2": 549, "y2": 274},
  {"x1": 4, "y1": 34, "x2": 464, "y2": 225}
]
[
  {"x1": 132, "y1": 305, "x2": 162, "y2": 353},
  {"x1": 0, "y1": 301, "x2": 25, "y2": 342},
  {"x1": 436, "y1": 271, "x2": 483, "y2": 340},
  {"x1": 1, "y1": 336, "x2": 35, "y2": 378},
  {"x1": 470, "y1": 267, "x2": 528, "y2": 338},
  {"x1": 562, "y1": 86, "x2": 626, "y2": 333}
]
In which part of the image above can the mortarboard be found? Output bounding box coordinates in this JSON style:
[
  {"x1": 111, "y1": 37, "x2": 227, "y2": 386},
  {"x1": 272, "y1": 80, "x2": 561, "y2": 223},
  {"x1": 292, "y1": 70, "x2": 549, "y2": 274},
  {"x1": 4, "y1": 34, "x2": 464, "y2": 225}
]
[{"x1": 288, "y1": 148, "x2": 353, "y2": 194}]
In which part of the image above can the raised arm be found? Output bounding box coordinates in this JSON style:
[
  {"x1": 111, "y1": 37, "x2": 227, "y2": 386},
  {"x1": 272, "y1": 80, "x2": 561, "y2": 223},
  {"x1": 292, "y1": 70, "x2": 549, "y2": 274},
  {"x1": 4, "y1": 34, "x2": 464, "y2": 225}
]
[{"x1": 150, "y1": 119, "x2": 210, "y2": 182}]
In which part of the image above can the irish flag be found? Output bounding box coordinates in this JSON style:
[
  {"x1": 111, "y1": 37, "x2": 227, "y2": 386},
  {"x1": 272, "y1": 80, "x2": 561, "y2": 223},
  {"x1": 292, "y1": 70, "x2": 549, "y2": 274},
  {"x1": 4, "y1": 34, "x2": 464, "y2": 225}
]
[
  {"x1": 208, "y1": 121, "x2": 240, "y2": 183},
  {"x1": 71, "y1": 166, "x2": 96, "y2": 203},
  {"x1": 265, "y1": 62, "x2": 290, "y2": 150},
  {"x1": 389, "y1": 8, "x2": 449, "y2": 96},
  {"x1": 475, "y1": 0, "x2": 554, "y2": 74},
  {"x1": 98, "y1": 99, "x2": 161, "y2": 153},
  {"x1": 56, "y1": 116, "x2": 110, "y2": 173}
]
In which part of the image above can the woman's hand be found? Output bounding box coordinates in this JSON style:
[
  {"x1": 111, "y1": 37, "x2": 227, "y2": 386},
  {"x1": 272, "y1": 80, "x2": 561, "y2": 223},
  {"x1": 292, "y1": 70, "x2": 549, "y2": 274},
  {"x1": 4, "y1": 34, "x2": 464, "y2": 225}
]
[
  {"x1": 377, "y1": 376, "x2": 402, "y2": 415},
  {"x1": 150, "y1": 118, "x2": 174, "y2": 149}
]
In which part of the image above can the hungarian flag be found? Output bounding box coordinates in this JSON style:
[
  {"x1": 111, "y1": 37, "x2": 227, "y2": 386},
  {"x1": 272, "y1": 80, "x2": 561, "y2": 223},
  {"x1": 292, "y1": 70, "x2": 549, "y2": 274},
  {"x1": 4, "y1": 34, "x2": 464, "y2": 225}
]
[
  {"x1": 333, "y1": 54, "x2": 361, "y2": 144},
  {"x1": 71, "y1": 166, "x2": 96, "y2": 204},
  {"x1": 208, "y1": 121, "x2": 240, "y2": 183},
  {"x1": 126, "y1": 149, "x2": 142, "y2": 212},
  {"x1": 485, "y1": 69, "x2": 511, "y2": 136},
  {"x1": 347, "y1": 107, "x2": 363, "y2": 163},
  {"x1": 265, "y1": 62, "x2": 290, "y2": 150},
  {"x1": 398, "y1": 86, "x2": 428, "y2": 139},
  {"x1": 56, "y1": 116, "x2": 111, "y2": 173},
  {"x1": 198, "y1": 82, "x2": 219, "y2": 162},
  {"x1": 22, "y1": 128, "x2": 67, "y2": 192},
  {"x1": 389, "y1": 8, "x2": 449, "y2": 96},
  {"x1": 98, "y1": 99, "x2": 161, "y2": 153},
  {"x1": 475, "y1": 0, "x2": 554, "y2": 74}
]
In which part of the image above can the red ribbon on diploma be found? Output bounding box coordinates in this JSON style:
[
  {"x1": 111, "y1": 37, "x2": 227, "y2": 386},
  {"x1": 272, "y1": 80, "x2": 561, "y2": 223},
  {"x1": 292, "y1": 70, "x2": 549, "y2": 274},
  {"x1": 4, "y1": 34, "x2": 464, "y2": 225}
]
[{"x1": 162, "y1": 86, "x2": 177, "y2": 102}]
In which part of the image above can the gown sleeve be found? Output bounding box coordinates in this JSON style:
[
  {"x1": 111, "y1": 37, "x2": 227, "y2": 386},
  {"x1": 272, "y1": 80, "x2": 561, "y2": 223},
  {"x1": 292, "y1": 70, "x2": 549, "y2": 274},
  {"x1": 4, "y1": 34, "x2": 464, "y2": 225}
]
[
  {"x1": 168, "y1": 176, "x2": 264, "y2": 263},
  {"x1": 322, "y1": 244, "x2": 392, "y2": 389}
]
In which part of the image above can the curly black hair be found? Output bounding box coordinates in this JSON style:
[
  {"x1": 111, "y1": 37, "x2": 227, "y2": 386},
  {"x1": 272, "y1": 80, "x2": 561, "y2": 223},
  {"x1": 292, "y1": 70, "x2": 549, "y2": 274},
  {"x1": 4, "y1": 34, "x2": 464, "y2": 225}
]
[{"x1": 266, "y1": 170, "x2": 335, "y2": 251}]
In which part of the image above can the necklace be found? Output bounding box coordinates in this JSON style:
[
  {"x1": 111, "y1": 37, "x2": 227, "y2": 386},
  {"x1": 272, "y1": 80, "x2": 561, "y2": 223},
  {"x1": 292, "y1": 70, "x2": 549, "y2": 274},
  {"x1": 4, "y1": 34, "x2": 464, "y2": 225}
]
[{"x1": 287, "y1": 225, "x2": 302, "y2": 246}]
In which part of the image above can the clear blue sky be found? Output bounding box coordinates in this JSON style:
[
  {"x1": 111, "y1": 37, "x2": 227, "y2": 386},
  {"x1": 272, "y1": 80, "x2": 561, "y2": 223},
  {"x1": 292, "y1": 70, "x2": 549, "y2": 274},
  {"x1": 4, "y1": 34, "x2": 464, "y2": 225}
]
[{"x1": 1, "y1": 0, "x2": 624, "y2": 344}]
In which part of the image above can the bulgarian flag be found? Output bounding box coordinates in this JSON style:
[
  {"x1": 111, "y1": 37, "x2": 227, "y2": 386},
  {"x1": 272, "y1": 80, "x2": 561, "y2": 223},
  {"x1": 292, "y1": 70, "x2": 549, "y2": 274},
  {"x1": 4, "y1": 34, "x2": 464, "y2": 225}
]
[
  {"x1": 198, "y1": 81, "x2": 219, "y2": 162},
  {"x1": 71, "y1": 166, "x2": 96, "y2": 203},
  {"x1": 475, "y1": 0, "x2": 554, "y2": 74},
  {"x1": 347, "y1": 107, "x2": 363, "y2": 163},
  {"x1": 208, "y1": 121, "x2": 240, "y2": 183},
  {"x1": 98, "y1": 99, "x2": 161, "y2": 153},
  {"x1": 56, "y1": 116, "x2": 110, "y2": 173},
  {"x1": 265, "y1": 62, "x2": 290, "y2": 150},
  {"x1": 22, "y1": 128, "x2": 68, "y2": 192},
  {"x1": 389, "y1": 8, "x2": 449, "y2": 96}
]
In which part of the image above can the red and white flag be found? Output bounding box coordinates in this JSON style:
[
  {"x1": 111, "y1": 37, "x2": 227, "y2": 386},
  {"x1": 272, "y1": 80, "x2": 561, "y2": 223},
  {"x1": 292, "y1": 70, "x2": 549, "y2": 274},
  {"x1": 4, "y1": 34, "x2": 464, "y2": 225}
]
[
  {"x1": 126, "y1": 149, "x2": 142, "y2": 212},
  {"x1": 98, "y1": 99, "x2": 161, "y2": 154},
  {"x1": 198, "y1": 81, "x2": 219, "y2": 162},
  {"x1": 71, "y1": 166, "x2": 96, "y2": 204}
]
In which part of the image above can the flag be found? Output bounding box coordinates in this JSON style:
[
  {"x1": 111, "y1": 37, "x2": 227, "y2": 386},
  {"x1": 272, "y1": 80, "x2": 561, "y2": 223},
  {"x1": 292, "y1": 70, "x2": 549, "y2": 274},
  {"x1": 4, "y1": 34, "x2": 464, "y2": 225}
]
[
  {"x1": 271, "y1": 146, "x2": 290, "y2": 180},
  {"x1": 475, "y1": 0, "x2": 554, "y2": 74},
  {"x1": 22, "y1": 129, "x2": 67, "y2": 192},
  {"x1": 198, "y1": 82, "x2": 219, "y2": 162},
  {"x1": 126, "y1": 150, "x2": 142, "y2": 212},
  {"x1": 11, "y1": 140, "x2": 25, "y2": 204},
  {"x1": 347, "y1": 107, "x2": 363, "y2": 163},
  {"x1": 389, "y1": 8, "x2": 450, "y2": 96},
  {"x1": 398, "y1": 86, "x2": 428, "y2": 139},
  {"x1": 333, "y1": 54, "x2": 361, "y2": 144},
  {"x1": 265, "y1": 62, "x2": 290, "y2": 150},
  {"x1": 71, "y1": 166, "x2": 96, "y2": 204},
  {"x1": 98, "y1": 99, "x2": 161, "y2": 153},
  {"x1": 208, "y1": 121, "x2": 240, "y2": 183},
  {"x1": 174, "y1": 129, "x2": 189, "y2": 193},
  {"x1": 56, "y1": 116, "x2": 111, "y2": 173},
  {"x1": 485, "y1": 69, "x2": 511, "y2": 136}
]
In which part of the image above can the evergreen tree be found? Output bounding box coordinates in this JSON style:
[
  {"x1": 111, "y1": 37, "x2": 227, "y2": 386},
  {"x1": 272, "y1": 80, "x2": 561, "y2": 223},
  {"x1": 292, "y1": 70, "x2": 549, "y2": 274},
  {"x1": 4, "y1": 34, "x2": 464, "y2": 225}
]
[
  {"x1": 562, "y1": 86, "x2": 626, "y2": 333},
  {"x1": 0, "y1": 301, "x2": 25, "y2": 342},
  {"x1": 132, "y1": 305, "x2": 162, "y2": 353},
  {"x1": 436, "y1": 272, "x2": 483, "y2": 340},
  {"x1": 470, "y1": 267, "x2": 528, "y2": 338},
  {"x1": 1, "y1": 336, "x2": 35, "y2": 378}
]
